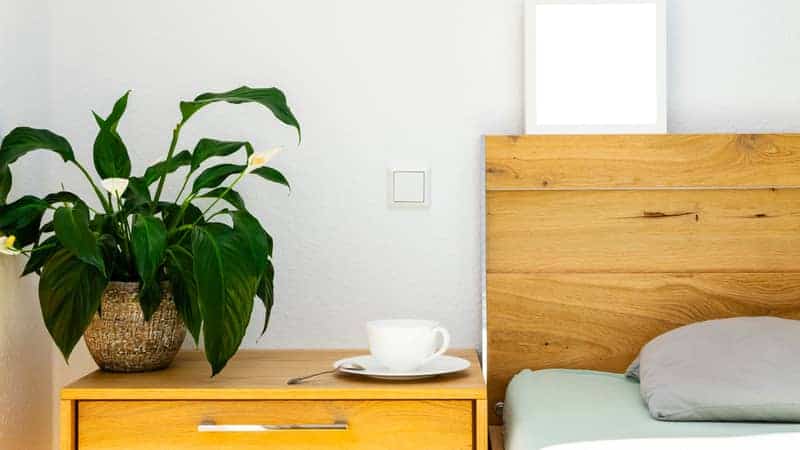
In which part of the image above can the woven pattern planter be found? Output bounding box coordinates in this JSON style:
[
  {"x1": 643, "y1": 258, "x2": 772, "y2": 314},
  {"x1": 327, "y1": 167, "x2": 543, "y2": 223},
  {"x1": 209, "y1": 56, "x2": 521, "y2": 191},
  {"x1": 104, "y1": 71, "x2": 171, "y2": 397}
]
[{"x1": 84, "y1": 282, "x2": 186, "y2": 372}]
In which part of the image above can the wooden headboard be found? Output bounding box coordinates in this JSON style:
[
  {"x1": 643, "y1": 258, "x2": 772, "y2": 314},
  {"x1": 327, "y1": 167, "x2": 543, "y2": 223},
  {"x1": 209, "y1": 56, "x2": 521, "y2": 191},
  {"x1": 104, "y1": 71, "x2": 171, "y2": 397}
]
[{"x1": 485, "y1": 134, "x2": 800, "y2": 424}]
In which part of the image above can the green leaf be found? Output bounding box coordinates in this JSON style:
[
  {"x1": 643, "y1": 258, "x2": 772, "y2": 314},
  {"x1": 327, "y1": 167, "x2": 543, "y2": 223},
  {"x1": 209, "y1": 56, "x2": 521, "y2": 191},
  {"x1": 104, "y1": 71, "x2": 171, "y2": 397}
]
[
  {"x1": 230, "y1": 210, "x2": 269, "y2": 276},
  {"x1": 251, "y1": 167, "x2": 291, "y2": 190},
  {"x1": 39, "y1": 249, "x2": 108, "y2": 360},
  {"x1": 89, "y1": 213, "x2": 114, "y2": 236},
  {"x1": 190, "y1": 139, "x2": 254, "y2": 172},
  {"x1": 143, "y1": 150, "x2": 192, "y2": 185},
  {"x1": 192, "y1": 223, "x2": 258, "y2": 375},
  {"x1": 121, "y1": 176, "x2": 152, "y2": 209},
  {"x1": 0, "y1": 165, "x2": 11, "y2": 205},
  {"x1": 196, "y1": 187, "x2": 246, "y2": 210},
  {"x1": 102, "y1": 91, "x2": 129, "y2": 127},
  {"x1": 191, "y1": 164, "x2": 244, "y2": 193},
  {"x1": 227, "y1": 210, "x2": 272, "y2": 337},
  {"x1": 162, "y1": 202, "x2": 204, "y2": 231},
  {"x1": 92, "y1": 91, "x2": 132, "y2": 178},
  {"x1": 180, "y1": 86, "x2": 301, "y2": 141},
  {"x1": 53, "y1": 204, "x2": 106, "y2": 275},
  {"x1": 98, "y1": 233, "x2": 127, "y2": 281},
  {"x1": 165, "y1": 245, "x2": 201, "y2": 343},
  {"x1": 22, "y1": 235, "x2": 61, "y2": 276},
  {"x1": 131, "y1": 215, "x2": 167, "y2": 320},
  {"x1": 0, "y1": 127, "x2": 75, "y2": 167},
  {"x1": 43, "y1": 191, "x2": 84, "y2": 208},
  {"x1": 256, "y1": 259, "x2": 275, "y2": 336},
  {"x1": 0, "y1": 195, "x2": 49, "y2": 247},
  {"x1": 40, "y1": 221, "x2": 55, "y2": 233}
]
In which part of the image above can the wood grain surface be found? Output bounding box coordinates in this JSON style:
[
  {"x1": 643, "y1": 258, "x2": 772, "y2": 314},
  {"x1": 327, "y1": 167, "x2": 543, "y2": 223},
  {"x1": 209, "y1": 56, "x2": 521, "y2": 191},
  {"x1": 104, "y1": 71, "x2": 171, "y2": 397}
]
[
  {"x1": 485, "y1": 134, "x2": 800, "y2": 426},
  {"x1": 63, "y1": 350, "x2": 486, "y2": 449},
  {"x1": 486, "y1": 272, "x2": 800, "y2": 414},
  {"x1": 62, "y1": 349, "x2": 484, "y2": 401},
  {"x1": 487, "y1": 188, "x2": 800, "y2": 274},
  {"x1": 78, "y1": 400, "x2": 473, "y2": 450},
  {"x1": 60, "y1": 400, "x2": 76, "y2": 450},
  {"x1": 486, "y1": 134, "x2": 800, "y2": 190}
]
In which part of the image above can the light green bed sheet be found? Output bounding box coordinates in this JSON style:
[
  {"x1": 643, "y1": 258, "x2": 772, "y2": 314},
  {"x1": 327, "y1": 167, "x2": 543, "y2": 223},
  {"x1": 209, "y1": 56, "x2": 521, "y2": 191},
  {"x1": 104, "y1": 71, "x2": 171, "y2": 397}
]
[{"x1": 504, "y1": 369, "x2": 800, "y2": 450}]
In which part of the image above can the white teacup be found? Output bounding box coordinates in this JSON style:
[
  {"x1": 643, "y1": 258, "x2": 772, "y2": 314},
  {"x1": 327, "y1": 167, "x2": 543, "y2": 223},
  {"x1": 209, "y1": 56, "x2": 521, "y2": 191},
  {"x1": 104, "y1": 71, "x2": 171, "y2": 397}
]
[{"x1": 366, "y1": 319, "x2": 450, "y2": 372}]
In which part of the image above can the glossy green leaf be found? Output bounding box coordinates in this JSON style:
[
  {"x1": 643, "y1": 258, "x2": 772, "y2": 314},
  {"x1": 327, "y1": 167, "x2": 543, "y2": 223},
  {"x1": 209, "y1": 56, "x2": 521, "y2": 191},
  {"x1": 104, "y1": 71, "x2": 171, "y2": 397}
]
[
  {"x1": 162, "y1": 202, "x2": 204, "y2": 231},
  {"x1": 22, "y1": 235, "x2": 61, "y2": 276},
  {"x1": 196, "y1": 187, "x2": 246, "y2": 210},
  {"x1": 256, "y1": 259, "x2": 275, "y2": 336},
  {"x1": 122, "y1": 176, "x2": 152, "y2": 209},
  {"x1": 131, "y1": 215, "x2": 167, "y2": 320},
  {"x1": 92, "y1": 91, "x2": 132, "y2": 178},
  {"x1": 43, "y1": 191, "x2": 84, "y2": 208},
  {"x1": 0, "y1": 165, "x2": 11, "y2": 205},
  {"x1": 231, "y1": 210, "x2": 269, "y2": 276},
  {"x1": 227, "y1": 210, "x2": 272, "y2": 337},
  {"x1": 0, "y1": 195, "x2": 49, "y2": 247},
  {"x1": 191, "y1": 164, "x2": 244, "y2": 193},
  {"x1": 89, "y1": 213, "x2": 114, "y2": 236},
  {"x1": 0, "y1": 127, "x2": 75, "y2": 167},
  {"x1": 97, "y1": 233, "x2": 129, "y2": 282},
  {"x1": 192, "y1": 224, "x2": 258, "y2": 375},
  {"x1": 165, "y1": 245, "x2": 201, "y2": 343},
  {"x1": 180, "y1": 86, "x2": 301, "y2": 141},
  {"x1": 251, "y1": 167, "x2": 291, "y2": 190},
  {"x1": 39, "y1": 249, "x2": 108, "y2": 360},
  {"x1": 143, "y1": 150, "x2": 192, "y2": 185},
  {"x1": 53, "y1": 204, "x2": 106, "y2": 275},
  {"x1": 190, "y1": 139, "x2": 253, "y2": 172}
]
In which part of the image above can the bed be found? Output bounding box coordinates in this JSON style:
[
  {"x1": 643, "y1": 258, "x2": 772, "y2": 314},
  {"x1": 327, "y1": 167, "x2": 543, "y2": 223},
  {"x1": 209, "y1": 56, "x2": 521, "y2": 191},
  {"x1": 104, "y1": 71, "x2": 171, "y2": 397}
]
[
  {"x1": 484, "y1": 134, "x2": 800, "y2": 450},
  {"x1": 504, "y1": 369, "x2": 800, "y2": 450}
]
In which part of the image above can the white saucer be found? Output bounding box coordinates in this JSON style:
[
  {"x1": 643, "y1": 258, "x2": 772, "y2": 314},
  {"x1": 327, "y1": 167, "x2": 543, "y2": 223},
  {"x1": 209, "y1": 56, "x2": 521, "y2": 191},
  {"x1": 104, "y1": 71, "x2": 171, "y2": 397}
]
[{"x1": 332, "y1": 355, "x2": 471, "y2": 380}]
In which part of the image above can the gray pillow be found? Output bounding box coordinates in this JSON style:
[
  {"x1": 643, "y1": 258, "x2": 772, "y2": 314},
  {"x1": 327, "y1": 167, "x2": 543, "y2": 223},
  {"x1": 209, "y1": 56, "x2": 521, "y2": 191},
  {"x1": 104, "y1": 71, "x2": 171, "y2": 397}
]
[{"x1": 628, "y1": 316, "x2": 800, "y2": 422}]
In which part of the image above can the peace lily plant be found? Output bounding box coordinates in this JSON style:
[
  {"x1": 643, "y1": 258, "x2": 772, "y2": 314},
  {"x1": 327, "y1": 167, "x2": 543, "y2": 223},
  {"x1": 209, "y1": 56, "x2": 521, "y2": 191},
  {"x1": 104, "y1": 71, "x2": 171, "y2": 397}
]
[{"x1": 0, "y1": 86, "x2": 300, "y2": 375}]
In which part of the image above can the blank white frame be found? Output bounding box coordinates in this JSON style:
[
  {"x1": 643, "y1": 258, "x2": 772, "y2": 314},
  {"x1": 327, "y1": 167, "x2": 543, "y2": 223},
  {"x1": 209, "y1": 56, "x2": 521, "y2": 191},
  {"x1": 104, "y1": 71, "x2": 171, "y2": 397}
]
[{"x1": 525, "y1": 0, "x2": 667, "y2": 134}]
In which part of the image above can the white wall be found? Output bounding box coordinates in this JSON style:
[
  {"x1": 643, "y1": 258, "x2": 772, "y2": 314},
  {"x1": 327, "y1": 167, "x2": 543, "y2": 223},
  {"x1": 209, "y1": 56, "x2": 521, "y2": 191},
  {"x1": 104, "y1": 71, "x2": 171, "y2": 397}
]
[
  {"x1": 44, "y1": 0, "x2": 521, "y2": 354},
  {"x1": 667, "y1": 1, "x2": 800, "y2": 131},
  {"x1": 0, "y1": 1, "x2": 54, "y2": 449},
  {"x1": 1, "y1": 1, "x2": 800, "y2": 449}
]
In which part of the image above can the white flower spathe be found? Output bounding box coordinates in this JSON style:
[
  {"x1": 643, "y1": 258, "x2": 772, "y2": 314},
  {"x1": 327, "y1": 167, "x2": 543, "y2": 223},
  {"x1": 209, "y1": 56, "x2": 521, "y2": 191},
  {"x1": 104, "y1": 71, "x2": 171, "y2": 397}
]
[
  {"x1": 101, "y1": 178, "x2": 130, "y2": 197},
  {"x1": 245, "y1": 147, "x2": 283, "y2": 174},
  {"x1": 0, "y1": 235, "x2": 21, "y2": 256}
]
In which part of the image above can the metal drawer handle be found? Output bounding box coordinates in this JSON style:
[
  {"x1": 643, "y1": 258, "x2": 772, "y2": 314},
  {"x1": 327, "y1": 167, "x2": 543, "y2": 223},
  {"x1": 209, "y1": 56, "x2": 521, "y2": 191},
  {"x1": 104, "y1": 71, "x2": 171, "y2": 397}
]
[{"x1": 198, "y1": 420, "x2": 348, "y2": 432}]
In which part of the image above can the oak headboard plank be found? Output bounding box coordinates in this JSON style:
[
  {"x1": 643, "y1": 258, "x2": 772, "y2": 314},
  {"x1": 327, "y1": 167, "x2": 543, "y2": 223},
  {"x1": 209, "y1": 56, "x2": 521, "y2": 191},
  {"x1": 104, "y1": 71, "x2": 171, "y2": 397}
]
[
  {"x1": 486, "y1": 134, "x2": 800, "y2": 190},
  {"x1": 485, "y1": 134, "x2": 800, "y2": 425},
  {"x1": 488, "y1": 189, "x2": 800, "y2": 273}
]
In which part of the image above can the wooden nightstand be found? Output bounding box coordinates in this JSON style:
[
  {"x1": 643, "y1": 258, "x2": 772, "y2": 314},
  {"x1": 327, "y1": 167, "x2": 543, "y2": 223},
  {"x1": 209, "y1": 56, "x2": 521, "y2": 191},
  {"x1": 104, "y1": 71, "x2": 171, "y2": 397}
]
[{"x1": 61, "y1": 349, "x2": 487, "y2": 450}]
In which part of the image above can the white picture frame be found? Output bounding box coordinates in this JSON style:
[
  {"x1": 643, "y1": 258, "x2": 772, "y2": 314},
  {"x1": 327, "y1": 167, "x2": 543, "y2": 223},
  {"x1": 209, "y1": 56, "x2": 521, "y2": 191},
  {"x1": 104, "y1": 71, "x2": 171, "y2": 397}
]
[{"x1": 524, "y1": 0, "x2": 667, "y2": 134}]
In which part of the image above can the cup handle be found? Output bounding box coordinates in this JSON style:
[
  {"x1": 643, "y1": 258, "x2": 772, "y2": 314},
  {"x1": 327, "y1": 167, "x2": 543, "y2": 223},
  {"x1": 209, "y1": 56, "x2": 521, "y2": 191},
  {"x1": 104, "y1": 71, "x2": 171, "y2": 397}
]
[{"x1": 421, "y1": 326, "x2": 450, "y2": 366}]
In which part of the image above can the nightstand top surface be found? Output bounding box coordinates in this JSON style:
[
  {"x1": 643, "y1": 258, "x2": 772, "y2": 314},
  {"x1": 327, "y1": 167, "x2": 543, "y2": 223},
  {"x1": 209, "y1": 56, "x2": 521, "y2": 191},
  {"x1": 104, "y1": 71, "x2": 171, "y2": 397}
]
[{"x1": 61, "y1": 349, "x2": 485, "y2": 400}]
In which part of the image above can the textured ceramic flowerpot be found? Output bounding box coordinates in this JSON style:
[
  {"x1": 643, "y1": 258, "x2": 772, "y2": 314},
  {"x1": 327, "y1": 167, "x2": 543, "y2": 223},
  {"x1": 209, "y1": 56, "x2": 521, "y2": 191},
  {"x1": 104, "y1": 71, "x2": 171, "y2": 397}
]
[{"x1": 83, "y1": 281, "x2": 186, "y2": 372}]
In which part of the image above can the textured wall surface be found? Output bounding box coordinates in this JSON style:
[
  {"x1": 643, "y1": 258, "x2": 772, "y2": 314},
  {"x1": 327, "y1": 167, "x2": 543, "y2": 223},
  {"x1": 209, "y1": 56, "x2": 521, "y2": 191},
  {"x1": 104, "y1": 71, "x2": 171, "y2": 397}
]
[
  {"x1": 1, "y1": 1, "x2": 54, "y2": 449},
  {"x1": 43, "y1": 0, "x2": 521, "y2": 353},
  {"x1": 0, "y1": 258, "x2": 52, "y2": 450}
]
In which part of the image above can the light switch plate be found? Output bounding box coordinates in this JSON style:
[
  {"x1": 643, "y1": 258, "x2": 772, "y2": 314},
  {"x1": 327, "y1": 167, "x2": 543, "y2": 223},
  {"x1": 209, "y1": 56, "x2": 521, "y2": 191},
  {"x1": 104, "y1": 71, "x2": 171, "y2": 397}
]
[{"x1": 387, "y1": 164, "x2": 430, "y2": 207}]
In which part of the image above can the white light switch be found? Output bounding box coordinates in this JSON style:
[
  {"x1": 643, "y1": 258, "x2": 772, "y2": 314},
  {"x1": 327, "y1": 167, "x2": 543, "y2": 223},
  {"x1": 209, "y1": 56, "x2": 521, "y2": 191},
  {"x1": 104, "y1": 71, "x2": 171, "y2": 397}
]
[
  {"x1": 387, "y1": 165, "x2": 429, "y2": 207},
  {"x1": 393, "y1": 171, "x2": 426, "y2": 203}
]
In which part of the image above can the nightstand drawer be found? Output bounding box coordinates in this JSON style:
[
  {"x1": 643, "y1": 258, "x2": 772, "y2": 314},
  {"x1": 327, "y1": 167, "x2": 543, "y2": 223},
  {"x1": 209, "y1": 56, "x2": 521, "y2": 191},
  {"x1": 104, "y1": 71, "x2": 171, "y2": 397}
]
[{"x1": 77, "y1": 400, "x2": 474, "y2": 450}]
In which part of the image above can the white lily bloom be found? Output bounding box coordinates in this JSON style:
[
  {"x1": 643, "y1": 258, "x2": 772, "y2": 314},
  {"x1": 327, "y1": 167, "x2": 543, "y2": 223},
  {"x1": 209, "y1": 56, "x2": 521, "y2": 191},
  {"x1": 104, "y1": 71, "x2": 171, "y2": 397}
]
[
  {"x1": 245, "y1": 147, "x2": 283, "y2": 174},
  {"x1": 0, "y1": 236, "x2": 21, "y2": 256},
  {"x1": 101, "y1": 178, "x2": 130, "y2": 196}
]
